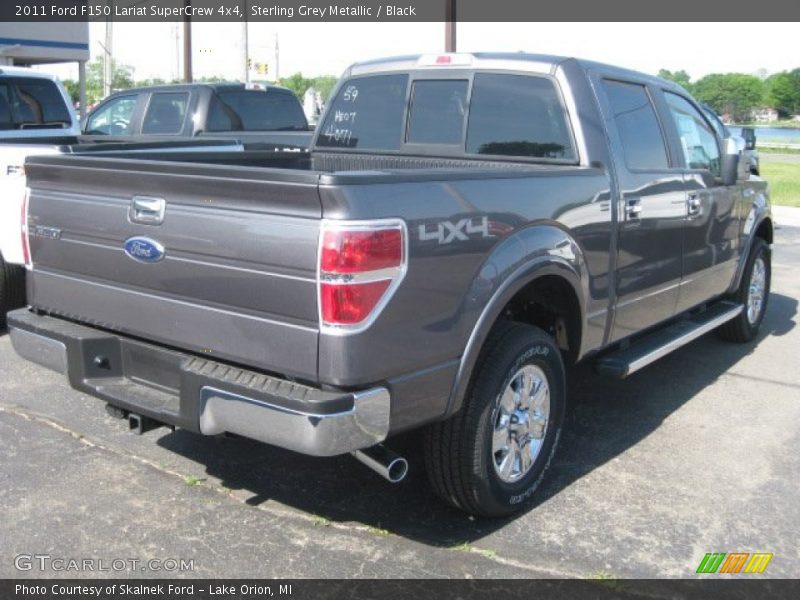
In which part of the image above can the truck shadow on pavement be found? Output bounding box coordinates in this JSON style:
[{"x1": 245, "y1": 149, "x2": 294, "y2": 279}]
[{"x1": 156, "y1": 292, "x2": 796, "y2": 547}]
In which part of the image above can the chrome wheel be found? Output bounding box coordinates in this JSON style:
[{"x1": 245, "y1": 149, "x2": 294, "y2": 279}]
[
  {"x1": 747, "y1": 256, "x2": 766, "y2": 324},
  {"x1": 491, "y1": 365, "x2": 550, "y2": 483}
]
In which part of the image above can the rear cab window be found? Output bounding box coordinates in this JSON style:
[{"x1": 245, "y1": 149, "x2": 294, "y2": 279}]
[
  {"x1": 0, "y1": 77, "x2": 72, "y2": 130},
  {"x1": 467, "y1": 74, "x2": 575, "y2": 159},
  {"x1": 317, "y1": 70, "x2": 576, "y2": 162},
  {"x1": 317, "y1": 74, "x2": 409, "y2": 150},
  {"x1": 208, "y1": 89, "x2": 308, "y2": 132},
  {"x1": 142, "y1": 92, "x2": 189, "y2": 134}
]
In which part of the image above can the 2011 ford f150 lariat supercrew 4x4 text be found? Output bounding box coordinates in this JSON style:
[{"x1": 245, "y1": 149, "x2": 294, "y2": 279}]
[{"x1": 7, "y1": 53, "x2": 772, "y2": 517}]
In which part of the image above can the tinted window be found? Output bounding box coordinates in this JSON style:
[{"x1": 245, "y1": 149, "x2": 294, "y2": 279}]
[
  {"x1": 317, "y1": 74, "x2": 408, "y2": 150},
  {"x1": 666, "y1": 93, "x2": 720, "y2": 176},
  {"x1": 406, "y1": 80, "x2": 468, "y2": 144},
  {"x1": 466, "y1": 74, "x2": 575, "y2": 160},
  {"x1": 208, "y1": 90, "x2": 307, "y2": 132},
  {"x1": 603, "y1": 80, "x2": 668, "y2": 170},
  {"x1": 85, "y1": 95, "x2": 138, "y2": 135},
  {"x1": 0, "y1": 77, "x2": 71, "y2": 130},
  {"x1": 0, "y1": 84, "x2": 13, "y2": 129},
  {"x1": 142, "y1": 92, "x2": 188, "y2": 134}
]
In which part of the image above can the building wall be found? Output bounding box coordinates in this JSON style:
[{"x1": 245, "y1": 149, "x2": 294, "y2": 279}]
[{"x1": 0, "y1": 22, "x2": 89, "y2": 65}]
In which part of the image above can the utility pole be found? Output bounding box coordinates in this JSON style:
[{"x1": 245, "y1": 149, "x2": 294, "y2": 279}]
[
  {"x1": 183, "y1": 0, "x2": 192, "y2": 82},
  {"x1": 445, "y1": 0, "x2": 456, "y2": 52},
  {"x1": 103, "y1": 2, "x2": 113, "y2": 96},
  {"x1": 274, "y1": 33, "x2": 280, "y2": 81},
  {"x1": 174, "y1": 24, "x2": 180, "y2": 81}
]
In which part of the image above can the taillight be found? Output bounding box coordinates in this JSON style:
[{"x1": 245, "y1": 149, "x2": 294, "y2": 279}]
[
  {"x1": 318, "y1": 220, "x2": 406, "y2": 333},
  {"x1": 21, "y1": 188, "x2": 31, "y2": 269}
]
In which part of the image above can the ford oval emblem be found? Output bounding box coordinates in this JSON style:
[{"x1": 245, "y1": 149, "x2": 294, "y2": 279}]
[{"x1": 124, "y1": 237, "x2": 165, "y2": 263}]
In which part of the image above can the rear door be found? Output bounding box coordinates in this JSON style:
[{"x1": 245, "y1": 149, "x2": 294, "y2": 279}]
[
  {"x1": 659, "y1": 91, "x2": 740, "y2": 311},
  {"x1": 595, "y1": 76, "x2": 686, "y2": 341}
]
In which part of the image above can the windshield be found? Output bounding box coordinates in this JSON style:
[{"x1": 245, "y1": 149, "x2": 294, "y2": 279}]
[
  {"x1": 0, "y1": 77, "x2": 72, "y2": 130},
  {"x1": 207, "y1": 90, "x2": 308, "y2": 132}
]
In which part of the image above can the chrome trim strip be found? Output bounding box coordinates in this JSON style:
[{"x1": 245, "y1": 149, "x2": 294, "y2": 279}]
[
  {"x1": 198, "y1": 385, "x2": 391, "y2": 457},
  {"x1": 626, "y1": 304, "x2": 743, "y2": 375}
]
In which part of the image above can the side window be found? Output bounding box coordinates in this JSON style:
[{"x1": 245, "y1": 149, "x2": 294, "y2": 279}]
[
  {"x1": 466, "y1": 74, "x2": 575, "y2": 160},
  {"x1": 602, "y1": 80, "x2": 669, "y2": 170},
  {"x1": 13, "y1": 78, "x2": 71, "y2": 125},
  {"x1": 665, "y1": 92, "x2": 720, "y2": 176},
  {"x1": 85, "y1": 95, "x2": 137, "y2": 135},
  {"x1": 142, "y1": 92, "x2": 189, "y2": 134},
  {"x1": 406, "y1": 80, "x2": 468, "y2": 145},
  {"x1": 0, "y1": 83, "x2": 12, "y2": 129}
]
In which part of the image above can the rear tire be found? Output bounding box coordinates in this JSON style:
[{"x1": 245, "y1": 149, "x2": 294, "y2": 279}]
[
  {"x1": 424, "y1": 322, "x2": 566, "y2": 517},
  {"x1": 0, "y1": 252, "x2": 26, "y2": 329},
  {"x1": 718, "y1": 238, "x2": 770, "y2": 343}
]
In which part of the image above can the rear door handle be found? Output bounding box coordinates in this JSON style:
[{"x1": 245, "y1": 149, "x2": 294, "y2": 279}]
[
  {"x1": 129, "y1": 196, "x2": 166, "y2": 225},
  {"x1": 687, "y1": 193, "x2": 702, "y2": 217}
]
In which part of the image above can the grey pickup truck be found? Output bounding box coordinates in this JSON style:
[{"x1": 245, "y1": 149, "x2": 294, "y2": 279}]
[{"x1": 8, "y1": 53, "x2": 772, "y2": 517}]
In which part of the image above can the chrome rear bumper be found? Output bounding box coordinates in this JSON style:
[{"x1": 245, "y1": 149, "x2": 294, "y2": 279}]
[{"x1": 8, "y1": 308, "x2": 390, "y2": 456}]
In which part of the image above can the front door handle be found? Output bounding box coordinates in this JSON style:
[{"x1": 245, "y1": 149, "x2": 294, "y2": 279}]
[{"x1": 687, "y1": 193, "x2": 702, "y2": 217}]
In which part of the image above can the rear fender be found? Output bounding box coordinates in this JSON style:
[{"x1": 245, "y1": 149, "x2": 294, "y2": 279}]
[{"x1": 443, "y1": 224, "x2": 588, "y2": 418}]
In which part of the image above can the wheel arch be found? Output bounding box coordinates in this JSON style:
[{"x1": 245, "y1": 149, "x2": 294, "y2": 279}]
[{"x1": 443, "y1": 237, "x2": 588, "y2": 419}]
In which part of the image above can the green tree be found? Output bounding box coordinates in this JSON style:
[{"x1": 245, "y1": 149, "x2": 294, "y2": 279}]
[
  {"x1": 74, "y1": 58, "x2": 135, "y2": 104},
  {"x1": 61, "y1": 79, "x2": 79, "y2": 103},
  {"x1": 658, "y1": 69, "x2": 692, "y2": 91},
  {"x1": 766, "y1": 69, "x2": 800, "y2": 117},
  {"x1": 692, "y1": 73, "x2": 765, "y2": 122},
  {"x1": 280, "y1": 72, "x2": 313, "y2": 100},
  {"x1": 310, "y1": 76, "x2": 338, "y2": 102}
]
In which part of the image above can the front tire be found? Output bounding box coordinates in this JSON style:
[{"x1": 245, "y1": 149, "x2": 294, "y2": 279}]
[
  {"x1": 0, "y1": 252, "x2": 26, "y2": 329},
  {"x1": 425, "y1": 322, "x2": 566, "y2": 517},
  {"x1": 718, "y1": 238, "x2": 770, "y2": 343}
]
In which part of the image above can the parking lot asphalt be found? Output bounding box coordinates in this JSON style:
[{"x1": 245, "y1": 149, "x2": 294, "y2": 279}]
[{"x1": 1, "y1": 212, "x2": 799, "y2": 579}]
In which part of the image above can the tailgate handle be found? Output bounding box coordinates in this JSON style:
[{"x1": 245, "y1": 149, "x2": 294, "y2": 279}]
[{"x1": 129, "y1": 196, "x2": 166, "y2": 225}]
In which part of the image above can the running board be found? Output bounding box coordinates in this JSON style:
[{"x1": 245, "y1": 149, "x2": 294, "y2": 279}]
[{"x1": 595, "y1": 302, "x2": 743, "y2": 378}]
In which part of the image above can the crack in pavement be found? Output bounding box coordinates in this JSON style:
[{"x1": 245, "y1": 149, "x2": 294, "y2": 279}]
[
  {"x1": 722, "y1": 371, "x2": 800, "y2": 389},
  {"x1": 0, "y1": 402, "x2": 580, "y2": 579}
]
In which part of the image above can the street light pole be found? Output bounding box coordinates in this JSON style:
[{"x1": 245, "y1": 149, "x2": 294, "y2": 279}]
[
  {"x1": 103, "y1": 4, "x2": 113, "y2": 96},
  {"x1": 445, "y1": 0, "x2": 456, "y2": 52},
  {"x1": 183, "y1": 0, "x2": 192, "y2": 82},
  {"x1": 242, "y1": 2, "x2": 249, "y2": 82}
]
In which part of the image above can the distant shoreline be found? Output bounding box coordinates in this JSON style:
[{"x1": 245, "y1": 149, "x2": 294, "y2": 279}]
[{"x1": 731, "y1": 122, "x2": 800, "y2": 129}]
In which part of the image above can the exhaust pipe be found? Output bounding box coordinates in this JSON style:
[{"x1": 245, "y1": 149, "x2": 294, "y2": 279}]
[{"x1": 352, "y1": 444, "x2": 408, "y2": 483}]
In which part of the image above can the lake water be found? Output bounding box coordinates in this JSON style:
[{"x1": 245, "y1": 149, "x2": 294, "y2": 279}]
[{"x1": 729, "y1": 126, "x2": 800, "y2": 144}]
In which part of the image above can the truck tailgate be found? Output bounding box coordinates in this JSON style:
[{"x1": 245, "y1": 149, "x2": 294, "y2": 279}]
[{"x1": 24, "y1": 156, "x2": 322, "y2": 381}]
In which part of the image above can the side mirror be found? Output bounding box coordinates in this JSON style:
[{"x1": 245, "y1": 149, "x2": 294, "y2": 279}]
[
  {"x1": 720, "y1": 137, "x2": 740, "y2": 186},
  {"x1": 741, "y1": 127, "x2": 757, "y2": 151}
]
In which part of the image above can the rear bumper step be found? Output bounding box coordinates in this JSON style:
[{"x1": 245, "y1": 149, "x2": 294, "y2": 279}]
[
  {"x1": 7, "y1": 308, "x2": 390, "y2": 456},
  {"x1": 595, "y1": 302, "x2": 744, "y2": 378}
]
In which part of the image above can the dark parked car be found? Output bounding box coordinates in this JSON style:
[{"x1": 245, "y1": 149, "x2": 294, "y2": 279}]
[{"x1": 83, "y1": 82, "x2": 312, "y2": 148}]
